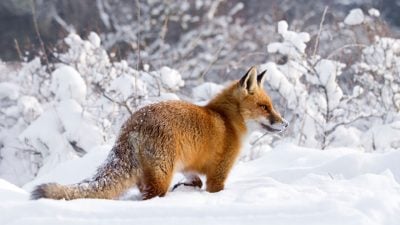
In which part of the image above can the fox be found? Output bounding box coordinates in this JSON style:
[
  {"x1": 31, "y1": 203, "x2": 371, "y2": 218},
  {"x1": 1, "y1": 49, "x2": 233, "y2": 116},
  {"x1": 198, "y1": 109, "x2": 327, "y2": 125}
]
[{"x1": 31, "y1": 66, "x2": 288, "y2": 200}]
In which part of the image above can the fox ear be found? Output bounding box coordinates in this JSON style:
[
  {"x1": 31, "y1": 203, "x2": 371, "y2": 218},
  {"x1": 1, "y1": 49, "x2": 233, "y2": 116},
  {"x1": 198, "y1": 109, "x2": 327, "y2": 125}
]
[
  {"x1": 257, "y1": 70, "x2": 267, "y2": 87},
  {"x1": 239, "y1": 66, "x2": 258, "y2": 94}
]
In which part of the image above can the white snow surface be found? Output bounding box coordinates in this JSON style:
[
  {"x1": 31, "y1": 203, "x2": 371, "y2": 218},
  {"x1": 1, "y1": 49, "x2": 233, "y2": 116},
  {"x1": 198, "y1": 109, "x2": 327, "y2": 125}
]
[
  {"x1": 344, "y1": 8, "x2": 365, "y2": 25},
  {"x1": 1, "y1": 143, "x2": 400, "y2": 225}
]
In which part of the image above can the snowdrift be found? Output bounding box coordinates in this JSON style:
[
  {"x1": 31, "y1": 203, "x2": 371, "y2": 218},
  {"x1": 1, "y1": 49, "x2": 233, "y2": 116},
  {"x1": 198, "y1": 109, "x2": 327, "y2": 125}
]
[{"x1": 1, "y1": 144, "x2": 399, "y2": 225}]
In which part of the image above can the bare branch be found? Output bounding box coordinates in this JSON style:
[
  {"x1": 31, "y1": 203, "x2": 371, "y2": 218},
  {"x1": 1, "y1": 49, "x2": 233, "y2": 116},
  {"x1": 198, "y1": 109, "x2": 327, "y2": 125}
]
[
  {"x1": 30, "y1": 0, "x2": 50, "y2": 72},
  {"x1": 14, "y1": 39, "x2": 23, "y2": 61},
  {"x1": 325, "y1": 114, "x2": 380, "y2": 137},
  {"x1": 101, "y1": 91, "x2": 134, "y2": 115},
  {"x1": 313, "y1": 6, "x2": 328, "y2": 58}
]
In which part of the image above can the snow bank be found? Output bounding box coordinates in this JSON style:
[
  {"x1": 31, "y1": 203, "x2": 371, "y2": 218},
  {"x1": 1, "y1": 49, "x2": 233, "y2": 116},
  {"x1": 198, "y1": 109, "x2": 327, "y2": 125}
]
[
  {"x1": 1, "y1": 144, "x2": 399, "y2": 225},
  {"x1": 0, "y1": 179, "x2": 27, "y2": 202},
  {"x1": 24, "y1": 145, "x2": 111, "y2": 190}
]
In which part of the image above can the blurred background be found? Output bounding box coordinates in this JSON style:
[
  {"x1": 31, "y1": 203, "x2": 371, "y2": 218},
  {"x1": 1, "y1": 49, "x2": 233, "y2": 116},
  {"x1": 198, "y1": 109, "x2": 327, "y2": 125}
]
[{"x1": 0, "y1": 0, "x2": 398, "y2": 80}]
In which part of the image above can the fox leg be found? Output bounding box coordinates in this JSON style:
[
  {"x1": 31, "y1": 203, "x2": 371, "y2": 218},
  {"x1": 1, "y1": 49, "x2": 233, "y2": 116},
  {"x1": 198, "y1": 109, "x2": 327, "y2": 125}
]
[
  {"x1": 206, "y1": 155, "x2": 237, "y2": 193},
  {"x1": 206, "y1": 175, "x2": 226, "y2": 193},
  {"x1": 140, "y1": 163, "x2": 174, "y2": 200},
  {"x1": 171, "y1": 172, "x2": 203, "y2": 191}
]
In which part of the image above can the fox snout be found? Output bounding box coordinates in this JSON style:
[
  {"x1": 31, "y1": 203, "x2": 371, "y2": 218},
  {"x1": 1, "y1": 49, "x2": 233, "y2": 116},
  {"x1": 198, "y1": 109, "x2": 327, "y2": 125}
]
[{"x1": 260, "y1": 117, "x2": 289, "y2": 133}]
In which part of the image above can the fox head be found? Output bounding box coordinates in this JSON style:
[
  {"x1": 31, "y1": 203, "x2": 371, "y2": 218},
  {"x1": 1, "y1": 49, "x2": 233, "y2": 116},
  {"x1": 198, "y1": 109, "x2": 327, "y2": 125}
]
[{"x1": 236, "y1": 66, "x2": 288, "y2": 133}]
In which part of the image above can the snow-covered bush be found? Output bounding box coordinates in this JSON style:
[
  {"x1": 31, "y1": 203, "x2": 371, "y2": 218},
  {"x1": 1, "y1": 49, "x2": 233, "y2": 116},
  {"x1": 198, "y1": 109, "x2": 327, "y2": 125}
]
[
  {"x1": 0, "y1": 33, "x2": 185, "y2": 185},
  {"x1": 261, "y1": 14, "x2": 393, "y2": 149},
  {"x1": 353, "y1": 37, "x2": 400, "y2": 121}
]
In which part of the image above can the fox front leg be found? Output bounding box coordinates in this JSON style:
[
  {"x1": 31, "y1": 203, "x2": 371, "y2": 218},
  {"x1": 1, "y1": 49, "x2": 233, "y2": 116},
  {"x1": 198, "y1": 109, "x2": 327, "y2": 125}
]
[{"x1": 206, "y1": 159, "x2": 236, "y2": 193}]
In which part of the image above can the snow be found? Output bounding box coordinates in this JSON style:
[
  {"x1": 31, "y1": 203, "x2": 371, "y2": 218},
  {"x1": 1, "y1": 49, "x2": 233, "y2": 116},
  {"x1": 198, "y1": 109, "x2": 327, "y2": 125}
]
[
  {"x1": 55, "y1": 99, "x2": 105, "y2": 152},
  {"x1": 107, "y1": 73, "x2": 148, "y2": 100},
  {"x1": 1, "y1": 144, "x2": 400, "y2": 224},
  {"x1": 18, "y1": 96, "x2": 43, "y2": 122},
  {"x1": 88, "y1": 32, "x2": 101, "y2": 48},
  {"x1": 229, "y1": 2, "x2": 244, "y2": 16},
  {"x1": 159, "y1": 66, "x2": 184, "y2": 91},
  {"x1": 368, "y1": 8, "x2": 380, "y2": 17},
  {"x1": 18, "y1": 108, "x2": 78, "y2": 177},
  {"x1": 344, "y1": 8, "x2": 364, "y2": 26},
  {"x1": 313, "y1": 59, "x2": 344, "y2": 109},
  {"x1": 0, "y1": 82, "x2": 19, "y2": 100},
  {"x1": 192, "y1": 82, "x2": 224, "y2": 103},
  {"x1": 50, "y1": 65, "x2": 87, "y2": 104},
  {"x1": 269, "y1": 20, "x2": 310, "y2": 54},
  {"x1": 260, "y1": 62, "x2": 298, "y2": 108},
  {"x1": 362, "y1": 121, "x2": 400, "y2": 152}
]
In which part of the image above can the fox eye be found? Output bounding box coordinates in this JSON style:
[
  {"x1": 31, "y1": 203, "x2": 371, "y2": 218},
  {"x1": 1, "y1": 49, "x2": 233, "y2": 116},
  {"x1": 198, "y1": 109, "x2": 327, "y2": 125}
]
[{"x1": 260, "y1": 104, "x2": 268, "y2": 111}]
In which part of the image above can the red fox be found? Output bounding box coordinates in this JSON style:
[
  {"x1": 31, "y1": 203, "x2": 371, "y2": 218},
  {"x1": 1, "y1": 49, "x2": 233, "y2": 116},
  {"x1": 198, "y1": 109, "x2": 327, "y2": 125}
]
[{"x1": 31, "y1": 66, "x2": 288, "y2": 200}]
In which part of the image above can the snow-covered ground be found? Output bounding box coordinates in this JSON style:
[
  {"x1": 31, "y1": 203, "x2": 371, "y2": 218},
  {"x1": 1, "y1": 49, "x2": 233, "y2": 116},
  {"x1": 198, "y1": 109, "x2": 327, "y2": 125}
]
[{"x1": 1, "y1": 143, "x2": 399, "y2": 225}]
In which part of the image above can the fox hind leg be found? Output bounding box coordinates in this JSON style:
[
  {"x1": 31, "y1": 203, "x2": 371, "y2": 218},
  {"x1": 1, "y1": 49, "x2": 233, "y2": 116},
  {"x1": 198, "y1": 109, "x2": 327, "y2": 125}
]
[
  {"x1": 172, "y1": 172, "x2": 203, "y2": 191},
  {"x1": 140, "y1": 164, "x2": 174, "y2": 200}
]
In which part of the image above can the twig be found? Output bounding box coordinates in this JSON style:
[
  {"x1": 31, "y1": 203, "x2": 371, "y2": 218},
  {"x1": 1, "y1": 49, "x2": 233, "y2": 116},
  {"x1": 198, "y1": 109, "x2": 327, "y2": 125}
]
[
  {"x1": 102, "y1": 92, "x2": 133, "y2": 115},
  {"x1": 325, "y1": 44, "x2": 367, "y2": 60},
  {"x1": 51, "y1": 8, "x2": 74, "y2": 33},
  {"x1": 313, "y1": 6, "x2": 328, "y2": 58},
  {"x1": 135, "y1": 0, "x2": 141, "y2": 70},
  {"x1": 200, "y1": 45, "x2": 224, "y2": 79},
  {"x1": 325, "y1": 114, "x2": 380, "y2": 137},
  {"x1": 94, "y1": 82, "x2": 134, "y2": 115},
  {"x1": 250, "y1": 132, "x2": 269, "y2": 145},
  {"x1": 14, "y1": 39, "x2": 23, "y2": 61},
  {"x1": 160, "y1": 14, "x2": 169, "y2": 42},
  {"x1": 134, "y1": 0, "x2": 141, "y2": 107},
  {"x1": 30, "y1": 0, "x2": 50, "y2": 72},
  {"x1": 236, "y1": 52, "x2": 269, "y2": 64}
]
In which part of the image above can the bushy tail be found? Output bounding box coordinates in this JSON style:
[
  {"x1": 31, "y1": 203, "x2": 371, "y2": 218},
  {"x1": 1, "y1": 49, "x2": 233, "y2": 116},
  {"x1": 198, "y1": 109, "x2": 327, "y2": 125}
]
[{"x1": 31, "y1": 147, "x2": 137, "y2": 200}]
